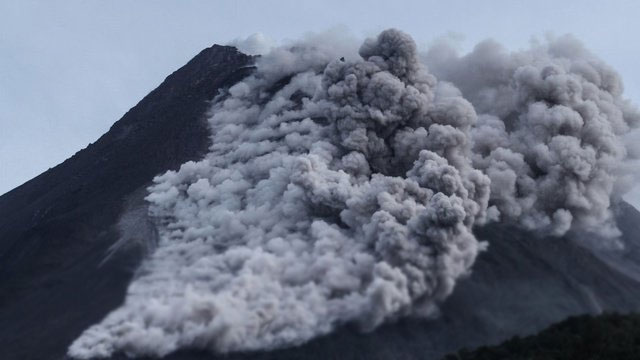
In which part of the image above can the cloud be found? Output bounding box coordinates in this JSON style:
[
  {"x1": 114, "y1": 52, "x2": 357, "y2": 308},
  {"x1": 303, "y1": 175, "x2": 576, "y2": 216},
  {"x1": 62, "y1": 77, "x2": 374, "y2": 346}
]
[
  {"x1": 69, "y1": 29, "x2": 640, "y2": 358},
  {"x1": 426, "y1": 34, "x2": 640, "y2": 237},
  {"x1": 228, "y1": 33, "x2": 276, "y2": 55}
]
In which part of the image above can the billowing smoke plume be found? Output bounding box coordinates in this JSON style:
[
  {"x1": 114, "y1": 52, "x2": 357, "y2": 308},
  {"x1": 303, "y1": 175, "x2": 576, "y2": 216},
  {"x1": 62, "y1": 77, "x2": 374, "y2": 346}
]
[
  {"x1": 425, "y1": 36, "x2": 640, "y2": 237},
  {"x1": 69, "y1": 30, "x2": 639, "y2": 358}
]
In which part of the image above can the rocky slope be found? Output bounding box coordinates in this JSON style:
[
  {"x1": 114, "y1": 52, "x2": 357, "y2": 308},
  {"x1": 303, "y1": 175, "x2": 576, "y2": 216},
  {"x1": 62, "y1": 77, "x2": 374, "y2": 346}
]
[
  {"x1": 444, "y1": 313, "x2": 640, "y2": 360},
  {"x1": 0, "y1": 45, "x2": 254, "y2": 360}
]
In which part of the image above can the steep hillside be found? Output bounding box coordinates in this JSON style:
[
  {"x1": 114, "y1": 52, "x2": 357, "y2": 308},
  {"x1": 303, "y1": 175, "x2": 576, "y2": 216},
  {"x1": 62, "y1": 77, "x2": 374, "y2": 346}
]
[{"x1": 0, "y1": 45, "x2": 254, "y2": 360}]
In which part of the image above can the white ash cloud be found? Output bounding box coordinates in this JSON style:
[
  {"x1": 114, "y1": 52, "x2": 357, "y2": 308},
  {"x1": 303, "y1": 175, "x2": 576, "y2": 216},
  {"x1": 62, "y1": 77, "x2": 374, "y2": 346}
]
[
  {"x1": 69, "y1": 30, "x2": 639, "y2": 359},
  {"x1": 69, "y1": 29, "x2": 490, "y2": 358},
  {"x1": 228, "y1": 33, "x2": 276, "y2": 56},
  {"x1": 425, "y1": 35, "x2": 640, "y2": 237}
]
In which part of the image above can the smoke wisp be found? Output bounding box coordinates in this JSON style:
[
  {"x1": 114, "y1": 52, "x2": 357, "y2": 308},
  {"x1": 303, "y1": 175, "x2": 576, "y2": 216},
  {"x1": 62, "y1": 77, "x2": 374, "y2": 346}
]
[{"x1": 69, "y1": 30, "x2": 639, "y2": 358}]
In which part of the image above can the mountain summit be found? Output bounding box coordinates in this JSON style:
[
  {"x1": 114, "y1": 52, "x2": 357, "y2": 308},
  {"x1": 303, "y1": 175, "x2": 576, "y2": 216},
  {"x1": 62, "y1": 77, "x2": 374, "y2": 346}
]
[{"x1": 2, "y1": 36, "x2": 640, "y2": 360}]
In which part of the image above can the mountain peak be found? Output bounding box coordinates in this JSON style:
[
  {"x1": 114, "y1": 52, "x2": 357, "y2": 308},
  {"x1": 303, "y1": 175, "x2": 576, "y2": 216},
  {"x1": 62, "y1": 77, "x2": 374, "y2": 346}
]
[{"x1": 0, "y1": 44, "x2": 254, "y2": 360}]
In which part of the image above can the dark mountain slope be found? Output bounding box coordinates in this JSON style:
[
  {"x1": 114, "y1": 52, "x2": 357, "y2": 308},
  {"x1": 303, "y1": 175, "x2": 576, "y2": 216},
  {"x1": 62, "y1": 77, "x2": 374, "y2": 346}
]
[
  {"x1": 0, "y1": 45, "x2": 254, "y2": 360},
  {"x1": 444, "y1": 313, "x2": 640, "y2": 360}
]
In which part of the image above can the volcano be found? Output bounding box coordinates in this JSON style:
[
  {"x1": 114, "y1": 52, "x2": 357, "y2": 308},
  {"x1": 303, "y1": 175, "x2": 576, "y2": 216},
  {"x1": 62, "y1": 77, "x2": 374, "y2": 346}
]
[{"x1": 2, "y1": 40, "x2": 640, "y2": 360}]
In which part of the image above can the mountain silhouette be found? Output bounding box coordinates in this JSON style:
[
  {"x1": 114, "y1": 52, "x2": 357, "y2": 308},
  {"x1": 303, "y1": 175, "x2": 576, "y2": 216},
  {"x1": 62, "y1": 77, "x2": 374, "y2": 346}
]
[{"x1": 1, "y1": 45, "x2": 639, "y2": 360}]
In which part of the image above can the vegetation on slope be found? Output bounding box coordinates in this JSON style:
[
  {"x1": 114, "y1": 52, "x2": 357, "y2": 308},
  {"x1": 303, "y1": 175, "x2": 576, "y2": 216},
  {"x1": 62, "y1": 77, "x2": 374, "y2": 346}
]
[{"x1": 444, "y1": 313, "x2": 640, "y2": 360}]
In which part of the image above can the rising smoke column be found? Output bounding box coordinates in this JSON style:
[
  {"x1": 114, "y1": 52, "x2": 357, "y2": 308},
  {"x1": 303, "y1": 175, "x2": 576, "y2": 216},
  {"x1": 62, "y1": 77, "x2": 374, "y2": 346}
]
[
  {"x1": 69, "y1": 30, "x2": 639, "y2": 359},
  {"x1": 68, "y1": 29, "x2": 490, "y2": 358},
  {"x1": 425, "y1": 36, "x2": 640, "y2": 238}
]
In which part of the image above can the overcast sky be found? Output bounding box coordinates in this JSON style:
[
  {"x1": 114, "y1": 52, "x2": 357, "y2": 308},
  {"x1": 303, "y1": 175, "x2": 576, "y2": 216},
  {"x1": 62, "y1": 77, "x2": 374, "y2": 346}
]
[{"x1": 2, "y1": 0, "x2": 640, "y2": 204}]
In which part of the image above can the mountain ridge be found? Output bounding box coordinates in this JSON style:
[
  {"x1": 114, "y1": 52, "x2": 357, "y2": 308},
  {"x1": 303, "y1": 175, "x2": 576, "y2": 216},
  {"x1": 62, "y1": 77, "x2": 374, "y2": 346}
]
[
  {"x1": 0, "y1": 44, "x2": 254, "y2": 360},
  {"x1": 1, "y1": 44, "x2": 639, "y2": 360}
]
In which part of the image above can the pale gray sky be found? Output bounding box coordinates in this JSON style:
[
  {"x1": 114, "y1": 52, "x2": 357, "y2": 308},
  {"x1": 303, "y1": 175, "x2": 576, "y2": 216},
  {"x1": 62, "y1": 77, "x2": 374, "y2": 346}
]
[{"x1": 2, "y1": 0, "x2": 640, "y2": 205}]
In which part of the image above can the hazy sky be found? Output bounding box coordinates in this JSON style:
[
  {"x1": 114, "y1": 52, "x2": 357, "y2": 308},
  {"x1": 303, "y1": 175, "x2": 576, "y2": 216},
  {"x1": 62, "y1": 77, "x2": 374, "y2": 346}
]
[{"x1": 2, "y1": 0, "x2": 640, "y2": 205}]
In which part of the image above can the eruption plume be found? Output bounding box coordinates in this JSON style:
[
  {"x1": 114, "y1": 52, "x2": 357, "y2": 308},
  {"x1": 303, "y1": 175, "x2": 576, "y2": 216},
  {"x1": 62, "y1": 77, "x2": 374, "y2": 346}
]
[
  {"x1": 425, "y1": 36, "x2": 640, "y2": 237},
  {"x1": 69, "y1": 29, "x2": 639, "y2": 358}
]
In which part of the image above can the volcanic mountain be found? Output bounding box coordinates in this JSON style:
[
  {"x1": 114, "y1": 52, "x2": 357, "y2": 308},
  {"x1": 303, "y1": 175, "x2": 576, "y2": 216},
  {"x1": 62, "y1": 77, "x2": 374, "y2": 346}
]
[{"x1": 1, "y1": 40, "x2": 640, "y2": 360}]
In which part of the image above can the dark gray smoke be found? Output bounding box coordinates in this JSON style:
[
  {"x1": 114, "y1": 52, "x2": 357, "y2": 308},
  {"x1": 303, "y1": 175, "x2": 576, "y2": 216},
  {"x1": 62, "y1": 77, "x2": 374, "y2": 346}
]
[{"x1": 68, "y1": 30, "x2": 639, "y2": 359}]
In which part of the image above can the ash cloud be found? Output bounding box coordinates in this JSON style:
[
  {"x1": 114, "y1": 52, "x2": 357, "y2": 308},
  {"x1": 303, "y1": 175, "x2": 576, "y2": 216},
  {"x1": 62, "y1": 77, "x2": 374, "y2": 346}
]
[
  {"x1": 228, "y1": 33, "x2": 275, "y2": 56},
  {"x1": 69, "y1": 30, "x2": 639, "y2": 358},
  {"x1": 426, "y1": 35, "x2": 640, "y2": 238}
]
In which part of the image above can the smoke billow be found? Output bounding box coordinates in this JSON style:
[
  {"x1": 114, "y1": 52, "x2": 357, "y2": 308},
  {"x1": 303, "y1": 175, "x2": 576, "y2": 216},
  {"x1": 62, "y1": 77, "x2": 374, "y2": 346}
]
[
  {"x1": 228, "y1": 33, "x2": 275, "y2": 56},
  {"x1": 425, "y1": 36, "x2": 640, "y2": 237},
  {"x1": 68, "y1": 30, "x2": 639, "y2": 358}
]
